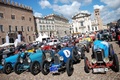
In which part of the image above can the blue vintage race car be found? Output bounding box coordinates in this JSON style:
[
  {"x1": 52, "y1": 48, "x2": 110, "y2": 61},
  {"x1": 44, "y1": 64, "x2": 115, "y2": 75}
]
[
  {"x1": 84, "y1": 40, "x2": 119, "y2": 73},
  {"x1": 1, "y1": 52, "x2": 20, "y2": 74},
  {"x1": 41, "y1": 46, "x2": 81, "y2": 76},
  {"x1": 14, "y1": 49, "x2": 43, "y2": 75},
  {"x1": 0, "y1": 44, "x2": 27, "y2": 74}
]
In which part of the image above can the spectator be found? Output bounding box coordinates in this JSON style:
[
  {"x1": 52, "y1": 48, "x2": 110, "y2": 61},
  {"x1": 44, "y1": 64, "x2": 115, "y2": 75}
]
[{"x1": 115, "y1": 25, "x2": 119, "y2": 41}]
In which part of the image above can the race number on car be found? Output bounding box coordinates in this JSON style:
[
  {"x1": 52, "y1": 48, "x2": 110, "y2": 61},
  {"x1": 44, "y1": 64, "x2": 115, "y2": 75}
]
[{"x1": 63, "y1": 50, "x2": 71, "y2": 58}]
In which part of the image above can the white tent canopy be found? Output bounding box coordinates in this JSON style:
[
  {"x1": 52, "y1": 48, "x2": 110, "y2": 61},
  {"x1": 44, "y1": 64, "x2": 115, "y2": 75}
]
[
  {"x1": 36, "y1": 33, "x2": 49, "y2": 42},
  {"x1": 0, "y1": 43, "x2": 14, "y2": 47}
]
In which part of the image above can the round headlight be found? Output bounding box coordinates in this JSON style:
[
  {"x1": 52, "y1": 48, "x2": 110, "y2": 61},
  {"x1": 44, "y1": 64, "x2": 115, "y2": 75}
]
[
  {"x1": 61, "y1": 44, "x2": 64, "y2": 47},
  {"x1": 25, "y1": 50, "x2": 28, "y2": 53},
  {"x1": 54, "y1": 45, "x2": 56, "y2": 48},
  {"x1": 27, "y1": 57, "x2": 31, "y2": 63},
  {"x1": 78, "y1": 51, "x2": 81, "y2": 55},
  {"x1": 84, "y1": 44, "x2": 87, "y2": 46},
  {"x1": 1, "y1": 59, "x2": 5, "y2": 65},
  {"x1": 81, "y1": 44, "x2": 84, "y2": 47},
  {"x1": 59, "y1": 56, "x2": 64, "y2": 61},
  {"x1": 41, "y1": 45, "x2": 44, "y2": 48},
  {"x1": 47, "y1": 57, "x2": 52, "y2": 62},
  {"x1": 20, "y1": 58, "x2": 23, "y2": 63},
  {"x1": 103, "y1": 57, "x2": 109, "y2": 63},
  {"x1": 91, "y1": 58, "x2": 97, "y2": 64}
]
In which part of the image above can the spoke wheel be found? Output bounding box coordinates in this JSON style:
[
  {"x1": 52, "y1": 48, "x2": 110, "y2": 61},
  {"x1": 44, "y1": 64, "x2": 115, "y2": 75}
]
[
  {"x1": 66, "y1": 58, "x2": 74, "y2": 76},
  {"x1": 3, "y1": 63, "x2": 13, "y2": 74},
  {"x1": 30, "y1": 61, "x2": 41, "y2": 75},
  {"x1": 41, "y1": 60, "x2": 50, "y2": 75}
]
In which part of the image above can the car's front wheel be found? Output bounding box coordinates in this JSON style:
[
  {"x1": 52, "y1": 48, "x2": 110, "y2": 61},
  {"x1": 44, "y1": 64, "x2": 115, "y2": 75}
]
[
  {"x1": 14, "y1": 62, "x2": 23, "y2": 75},
  {"x1": 111, "y1": 54, "x2": 119, "y2": 72},
  {"x1": 41, "y1": 60, "x2": 50, "y2": 75},
  {"x1": 30, "y1": 61, "x2": 41, "y2": 75},
  {"x1": 3, "y1": 63, "x2": 13, "y2": 74},
  {"x1": 66, "y1": 58, "x2": 74, "y2": 76},
  {"x1": 84, "y1": 57, "x2": 90, "y2": 73}
]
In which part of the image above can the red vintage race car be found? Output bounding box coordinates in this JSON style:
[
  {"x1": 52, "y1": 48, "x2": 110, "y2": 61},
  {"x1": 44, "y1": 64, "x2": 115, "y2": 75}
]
[{"x1": 41, "y1": 44, "x2": 61, "y2": 52}]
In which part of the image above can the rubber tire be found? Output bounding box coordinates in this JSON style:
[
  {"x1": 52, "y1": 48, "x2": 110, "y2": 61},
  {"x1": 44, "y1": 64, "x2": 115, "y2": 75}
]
[
  {"x1": 30, "y1": 61, "x2": 41, "y2": 75},
  {"x1": 41, "y1": 60, "x2": 50, "y2": 75},
  {"x1": 91, "y1": 46, "x2": 95, "y2": 58},
  {"x1": 66, "y1": 58, "x2": 74, "y2": 76},
  {"x1": 110, "y1": 37, "x2": 113, "y2": 41},
  {"x1": 3, "y1": 63, "x2": 13, "y2": 74},
  {"x1": 112, "y1": 54, "x2": 119, "y2": 72},
  {"x1": 89, "y1": 42, "x2": 92, "y2": 48},
  {"x1": 72, "y1": 48, "x2": 78, "y2": 62},
  {"x1": 109, "y1": 44, "x2": 114, "y2": 60},
  {"x1": 14, "y1": 62, "x2": 23, "y2": 75},
  {"x1": 84, "y1": 57, "x2": 90, "y2": 73},
  {"x1": 86, "y1": 45, "x2": 90, "y2": 53},
  {"x1": 81, "y1": 48, "x2": 85, "y2": 59}
]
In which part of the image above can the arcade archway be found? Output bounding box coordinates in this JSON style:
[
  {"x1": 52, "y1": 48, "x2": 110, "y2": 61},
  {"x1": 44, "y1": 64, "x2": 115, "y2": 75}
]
[{"x1": 9, "y1": 38, "x2": 14, "y2": 43}]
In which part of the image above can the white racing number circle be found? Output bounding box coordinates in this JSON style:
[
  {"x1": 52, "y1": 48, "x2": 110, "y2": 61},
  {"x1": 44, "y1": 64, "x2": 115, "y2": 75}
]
[{"x1": 63, "y1": 50, "x2": 71, "y2": 58}]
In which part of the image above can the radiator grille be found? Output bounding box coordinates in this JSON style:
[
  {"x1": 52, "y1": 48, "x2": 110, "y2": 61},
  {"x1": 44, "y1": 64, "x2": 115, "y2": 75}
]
[
  {"x1": 54, "y1": 55, "x2": 60, "y2": 64},
  {"x1": 96, "y1": 51, "x2": 103, "y2": 61}
]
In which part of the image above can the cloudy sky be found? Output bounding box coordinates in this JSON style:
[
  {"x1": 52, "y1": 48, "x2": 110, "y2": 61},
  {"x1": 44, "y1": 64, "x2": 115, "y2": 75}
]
[{"x1": 14, "y1": 0, "x2": 120, "y2": 25}]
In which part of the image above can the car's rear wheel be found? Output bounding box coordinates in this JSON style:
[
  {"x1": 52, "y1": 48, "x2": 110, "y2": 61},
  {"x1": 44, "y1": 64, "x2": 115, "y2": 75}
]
[
  {"x1": 14, "y1": 62, "x2": 23, "y2": 75},
  {"x1": 66, "y1": 58, "x2": 74, "y2": 76},
  {"x1": 72, "y1": 48, "x2": 79, "y2": 62},
  {"x1": 84, "y1": 57, "x2": 90, "y2": 73},
  {"x1": 30, "y1": 61, "x2": 41, "y2": 75},
  {"x1": 3, "y1": 63, "x2": 13, "y2": 74},
  {"x1": 41, "y1": 60, "x2": 50, "y2": 75}
]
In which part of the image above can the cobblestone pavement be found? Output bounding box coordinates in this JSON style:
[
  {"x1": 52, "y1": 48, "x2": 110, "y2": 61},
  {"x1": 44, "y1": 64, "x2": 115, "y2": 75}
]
[{"x1": 0, "y1": 41, "x2": 120, "y2": 80}]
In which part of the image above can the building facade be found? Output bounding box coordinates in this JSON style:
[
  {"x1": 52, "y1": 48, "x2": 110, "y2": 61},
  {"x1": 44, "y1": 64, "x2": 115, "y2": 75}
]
[
  {"x1": 35, "y1": 14, "x2": 70, "y2": 38},
  {"x1": 0, "y1": 0, "x2": 36, "y2": 44},
  {"x1": 35, "y1": 17, "x2": 55, "y2": 38},
  {"x1": 91, "y1": 19, "x2": 99, "y2": 31},
  {"x1": 72, "y1": 12, "x2": 93, "y2": 34}
]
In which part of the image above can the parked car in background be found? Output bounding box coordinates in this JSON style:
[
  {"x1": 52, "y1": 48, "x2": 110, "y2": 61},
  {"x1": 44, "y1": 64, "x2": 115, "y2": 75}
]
[
  {"x1": 102, "y1": 30, "x2": 113, "y2": 41},
  {"x1": 47, "y1": 39, "x2": 60, "y2": 45},
  {"x1": 78, "y1": 38, "x2": 90, "y2": 53}
]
